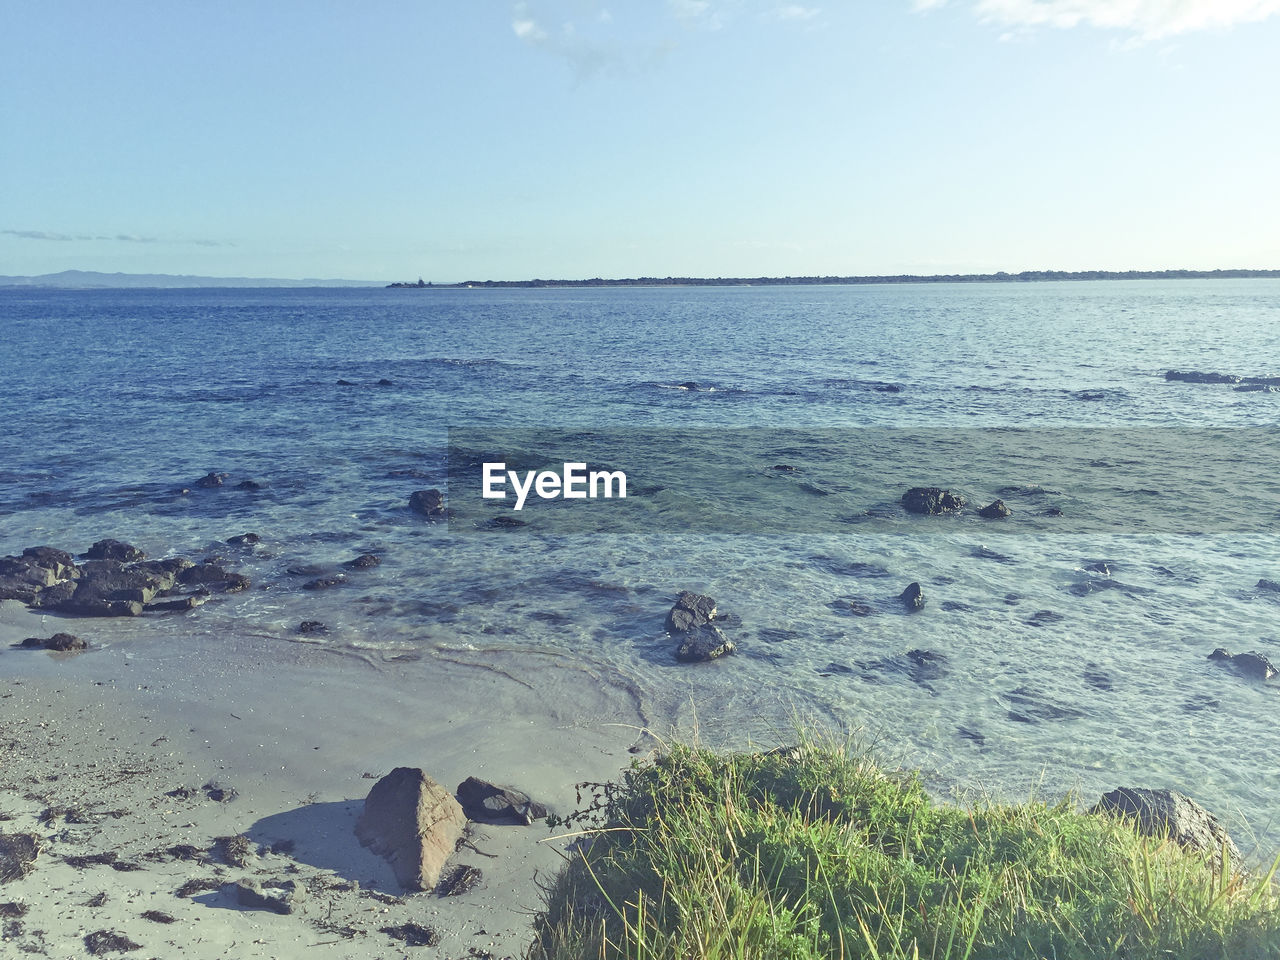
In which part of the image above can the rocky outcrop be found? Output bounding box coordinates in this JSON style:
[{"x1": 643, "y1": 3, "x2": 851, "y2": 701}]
[
  {"x1": 456, "y1": 777, "x2": 548, "y2": 825},
  {"x1": 1, "y1": 542, "x2": 245, "y2": 617},
  {"x1": 901, "y1": 487, "x2": 965, "y2": 515},
  {"x1": 355, "y1": 768, "x2": 467, "y2": 891},
  {"x1": 978, "y1": 499, "x2": 1010, "y2": 519},
  {"x1": 409, "y1": 489, "x2": 446, "y2": 519},
  {"x1": 1093, "y1": 787, "x2": 1242, "y2": 876},
  {"x1": 345, "y1": 554, "x2": 381, "y2": 569},
  {"x1": 1208, "y1": 648, "x2": 1277, "y2": 680},
  {"x1": 85, "y1": 538, "x2": 145, "y2": 562}
]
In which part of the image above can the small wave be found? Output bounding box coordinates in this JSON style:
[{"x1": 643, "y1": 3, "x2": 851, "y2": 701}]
[
  {"x1": 821, "y1": 378, "x2": 903, "y2": 393},
  {"x1": 646, "y1": 381, "x2": 749, "y2": 394}
]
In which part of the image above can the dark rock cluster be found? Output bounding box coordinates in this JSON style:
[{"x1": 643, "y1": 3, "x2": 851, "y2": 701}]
[{"x1": 0, "y1": 540, "x2": 248, "y2": 618}]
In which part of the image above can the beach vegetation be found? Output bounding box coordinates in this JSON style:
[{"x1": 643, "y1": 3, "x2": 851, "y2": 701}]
[{"x1": 528, "y1": 733, "x2": 1280, "y2": 960}]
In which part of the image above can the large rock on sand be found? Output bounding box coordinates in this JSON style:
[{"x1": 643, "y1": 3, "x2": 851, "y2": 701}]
[
  {"x1": 456, "y1": 777, "x2": 549, "y2": 825},
  {"x1": 355, "y1": 768, "x2": 466, "y2": 891}
]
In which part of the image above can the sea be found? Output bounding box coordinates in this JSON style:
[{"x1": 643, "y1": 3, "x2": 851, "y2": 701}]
[{"x1": 2, "y1": 281, "x2": 1279, "y2": 854}]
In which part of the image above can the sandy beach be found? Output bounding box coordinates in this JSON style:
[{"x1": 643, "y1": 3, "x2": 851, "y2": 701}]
[{"x1": 0, "y1": 598, "x2": 645, "y2": 959}]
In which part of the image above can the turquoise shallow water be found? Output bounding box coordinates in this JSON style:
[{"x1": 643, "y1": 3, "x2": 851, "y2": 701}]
[{"x1": 2, "y1": 281, "x2": 1279, "y2": 853}]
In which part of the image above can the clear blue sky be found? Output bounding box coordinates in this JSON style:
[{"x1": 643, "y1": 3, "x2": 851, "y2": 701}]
[{"x1": 3, "y1": 0, "x2": 1279, "y2": 281}]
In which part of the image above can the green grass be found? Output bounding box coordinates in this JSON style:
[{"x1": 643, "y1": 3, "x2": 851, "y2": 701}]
[{"x1": 527, "y1": 733, "x2": 1280, "y2": 960}]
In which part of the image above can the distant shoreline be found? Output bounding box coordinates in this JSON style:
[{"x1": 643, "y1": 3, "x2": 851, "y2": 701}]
[
  {"x1": 390, "y1": 268, "x2": 1280, "y2": 289},
  {"x1": 3, "y1": 268, "x2": 1279, "y2": 290}
]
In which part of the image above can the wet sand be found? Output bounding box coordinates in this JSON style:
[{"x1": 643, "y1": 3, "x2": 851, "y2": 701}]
[{"x1": 0, "y1": 600, "x2": 643, "y2": 959}]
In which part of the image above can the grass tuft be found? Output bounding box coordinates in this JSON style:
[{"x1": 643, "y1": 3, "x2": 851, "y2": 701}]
[{"x1": 529, "y1": 732, "x2": 1280, "y2": 960}]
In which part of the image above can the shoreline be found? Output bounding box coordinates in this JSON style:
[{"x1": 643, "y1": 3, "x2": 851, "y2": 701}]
[{"x1": 0, "y1": 600, "x2": 642, "y2": 958}]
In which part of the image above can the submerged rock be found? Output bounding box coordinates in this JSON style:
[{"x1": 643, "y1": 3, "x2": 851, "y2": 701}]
[
  {"x1": 978, "y1": 499, "x2": 1010, "y2": 519},
  {"x1": 355, "y1": 768, "x2": 467, "y2": 891},
  {"x1": 857, "y1": 648, "x2": 950, "y2": 692},
  {"x1": 144, "y1": 595, "x2": 206, "y2": 613},
  {"x1": 1093, "y1": 787, "x2": 1242, "y2": 876},
  {"x1": 345, "y1": 553, "x2": 382, "y2": 569},
  {"x1": 227, "y1": 533, "x2": 261, "y2": 546},
  {"x1": 1004, "y1": 686, "x2": 1084, "y2": 723},
  {"x1": 194, "y1": 471, "x2": 229, "y2": 488},
  {"x1": 830, "y1": 597, "x2": 873, "y2": 617},
  {"x1": 302, "y1": 576, "x2": 345, "y2": 591},
  {"x1": 901, "y1": 487, "x2": 965, "y2": 515},
  {"x1": 675, "y1": 623, "x2": 735, "y2": 662},
  {"x1": 1207, "y1": 648, "x2": 1277, "y2": 681},
  {"x1": 408, "y1": 489, "x2": 446, "y2": 519},
  {"x1": 456, "y1": 777, "x2": 548, "y2": 825},
  {"x1": 1164, "y1": 370, "x2": 1241, "y2": 384}
]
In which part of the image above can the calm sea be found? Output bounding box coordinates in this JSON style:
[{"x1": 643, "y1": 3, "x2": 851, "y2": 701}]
[{"x1": 2, "y1": 282, "x2": 1279, "y2": 851}]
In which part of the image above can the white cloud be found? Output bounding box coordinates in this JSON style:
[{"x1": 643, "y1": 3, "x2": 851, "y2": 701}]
[
  {"x1": 2, "y1": 229, "x2": 227, "y2": 246},
  {"x1": 932, "y1": 0, "x2": 1280, "y2": 37},
  {"x1": 512, "y1": 1, "x2": 550, "y2": 44},
  {"x1": 772, "y1": 4, "x2": 821, "y2": 20}
]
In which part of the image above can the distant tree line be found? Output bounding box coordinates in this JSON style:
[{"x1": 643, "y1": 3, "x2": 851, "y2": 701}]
[{"x1": 388, "y1": 269, "x2": 1280, "y2": 289}]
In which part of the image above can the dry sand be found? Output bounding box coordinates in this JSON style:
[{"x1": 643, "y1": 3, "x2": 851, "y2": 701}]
[{"x1": 0, "y1": 599, "x2": 646, "y2": 959}]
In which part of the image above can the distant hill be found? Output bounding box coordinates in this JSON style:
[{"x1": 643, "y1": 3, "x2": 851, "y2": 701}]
[{"x1": 0, "y1": 270, "x2": 385, "y2": 289}]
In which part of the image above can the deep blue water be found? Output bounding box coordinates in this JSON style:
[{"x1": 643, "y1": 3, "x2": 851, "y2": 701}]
[{"x1": 2, "y1": 281, "x2": 1279, "y2": 852}]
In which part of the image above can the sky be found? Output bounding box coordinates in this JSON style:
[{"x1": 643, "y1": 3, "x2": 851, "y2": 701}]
[{"x1": 2, "y1": 0, "x2": 1279, "y2": 281}]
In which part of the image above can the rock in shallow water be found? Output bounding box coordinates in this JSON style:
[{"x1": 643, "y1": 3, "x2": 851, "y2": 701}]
[
  {"x1": 665, "y1": 591, "x2": 717, "y2": 632},
  {"x1": 978, "y1": 499, "x2": 1010, "y2": 519},
  {"x1": 408, "y1": 489, "x2": 446, "y2": 518},
  {"x1": 901, "y1": 487, "x2": 965, "y2": 515},
  {"x1": 675, "y1": 624, "x2": 736, "y2": 662},
  {"x1": 1207, "y1": 647, "x2": 1277, "y2": 680},
  {"x1": 18, "y1": 632, "x2": 85, "y2": 652},
  {"x1": 899, "y1": 582, "x2": 925, "y2": 611}
]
